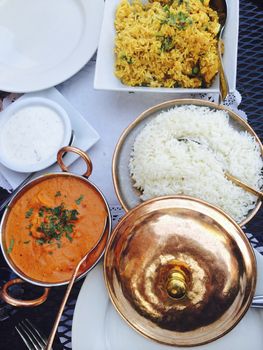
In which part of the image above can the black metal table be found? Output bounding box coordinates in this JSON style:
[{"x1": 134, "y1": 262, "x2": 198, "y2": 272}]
[{"x1": 0, "y1": 0, "x2": 262, "y2": 348}]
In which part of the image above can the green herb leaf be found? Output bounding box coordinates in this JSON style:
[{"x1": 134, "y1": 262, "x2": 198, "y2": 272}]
[
  {"x1": 36, "y1": 238, "x2": 45, "y2": 246},
  {"x1": 64, "y1": 224, "x2": 74, "y2": 234},
  {"x1": 48, "y1": 251, "x2": 53, "y2": 255},
  {"x1": 65, "y1": 232, "x2": 73, "y2": 242},
  {"x1": 7, "y1": 238, "x2": 15, "y2": 254},
  {"x1": 34, "y1": 203, "x2": 79, "y2": 246},
  {"x1": 75, "y1": 195, "x2": 84, "y2": 205},
  {"x1": 55, "y1": 191, "x2": 62, "y2": 197},
  {"x1": 25, "y1": 208, "x2": 34, "y2": 218},
  {"x1": 176, "y1": 11, "x2": 192, "y2": 29},
  {"x1": 38, "y1": 207, "x2": 44, "y2": 217},
  {"x1": 161, "y1": 36, "x2": 174, "y2": 52},
  {"x1": 162, "y1": 10, "x2": 192, "y2": 30},
  {"x1": 70, "y1": 209, "x2": 79, "y2": 221},
  {"x1": 120, "y1": 54, "x2": 133, "y2": 64},
  {"x1": 192, "y1": 66, "x2": 199, "y2": 75},
  {"x1": 23, "y1": 240, "x2": 30, "y2": 244}
]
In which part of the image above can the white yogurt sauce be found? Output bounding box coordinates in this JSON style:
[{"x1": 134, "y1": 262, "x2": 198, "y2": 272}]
[{"x1": 0, "y1": 105, "x2": 65, "y2": 166}]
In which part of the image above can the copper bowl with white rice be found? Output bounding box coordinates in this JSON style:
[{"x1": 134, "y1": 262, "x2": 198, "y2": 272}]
[{"x1": 112, "y1": 99, "x2": 263, "y2": 225}]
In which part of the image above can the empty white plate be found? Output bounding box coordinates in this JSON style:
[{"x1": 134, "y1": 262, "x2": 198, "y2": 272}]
[{"x1": 0, "y1": 0, "x2": 104, "y2": 92}]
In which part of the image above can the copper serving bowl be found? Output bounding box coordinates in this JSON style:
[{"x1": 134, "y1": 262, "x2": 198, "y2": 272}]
[
  {"x1": 104, "y1": 196, "x2": 256, "y2": 347},
  {"x1": 0, "y1": 146, "x2": 111, "y2": 307},
  {"x1": 112, "y1": 99, "x2": 263, "y2": 226}
]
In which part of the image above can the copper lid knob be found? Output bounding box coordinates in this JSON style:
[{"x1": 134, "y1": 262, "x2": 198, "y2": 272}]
[{"x1": 166, "y1": 269, "x2": 187, "y2": 299}]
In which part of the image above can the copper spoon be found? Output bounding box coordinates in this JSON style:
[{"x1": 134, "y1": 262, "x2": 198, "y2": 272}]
[
  {"x1": 178, "y1": 138, "x2": 263, "y2": 199},
  {"x1": 210, "y1": 0, "x2": 229, "y2": 103},
  {"x1": 46, "y1": 216, "x2": 108, "y2": 350},
  {"x1": 225, "y1": 172, "x2": 263, "y2": 200}
]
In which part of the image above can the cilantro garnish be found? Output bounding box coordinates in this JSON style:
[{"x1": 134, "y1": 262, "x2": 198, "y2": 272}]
[
  {"x1": 161, "y1": 9, "x2": 192, "y2": 30},
  {"x1": 120, "y1": 54, "x2": 133, "y2": 64},
  {"x1": 66, "y1": 232, "x2": 73, "y2": 242},
  {"x1": 38, "y1": 207, "x2": 44, "y2": 217},
  {"x1": 32, "y1": 204, "x2": 79, "y2": 247},
  {"x1": 75, "y1": 195, "x2": 84, "y2": 205},
  {"x1": 55, "y1": 191, "x2": 62, "y2": 197},
  {"x1": 7, "y1": 238, "x2": 14, "y2": 254},
  {"x1": 36, "y1": 238, "x2": 45, "y2": 246},
  {"x1": 161, "y1": 36, "x2": 174, "y2": 52},
  {"x1": 25, "y1": 208, "x2": 33, "y2": 218}
]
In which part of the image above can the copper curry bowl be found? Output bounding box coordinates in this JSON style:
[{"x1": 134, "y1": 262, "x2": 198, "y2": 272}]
[
  {"x1": 0, "y1": 146, "x2": 111, "y2": 307},
  {"x1": 104, "y1": 196, "x2": 256, "y2": 347}
]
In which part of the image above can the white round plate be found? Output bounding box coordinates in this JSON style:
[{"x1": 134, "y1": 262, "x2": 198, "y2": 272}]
[
  {"x1": 0, "y1": 0, "x2": 104, "y2": 92},
  {"x1": 72, "y1": 250, "x2": 263, "y2": 350}
]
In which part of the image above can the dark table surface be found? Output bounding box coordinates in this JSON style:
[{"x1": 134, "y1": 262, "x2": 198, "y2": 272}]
[{"x1": 0, "y1": 0, "x2": 263, "y2": 349}]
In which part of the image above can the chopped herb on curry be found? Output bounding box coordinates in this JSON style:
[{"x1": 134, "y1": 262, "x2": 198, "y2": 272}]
[
  {"x1": 7, "y1": 238, "x2": 14, "y2": 254},
  {"x1": 32, "y1": 203, "x2": 79, "y2": 245},
  {"x1": 75, "y1": 195, "x2": 84, "y2": 205},
  {"x1": 55, "y1": 191, "x2": 62, "y2": 197},
  {"x1": 25, "y1": 203, "x2": 79, "y2": 246},
  {"x1": 25, "y1": 208, "x2": 33, "y2": 218}
]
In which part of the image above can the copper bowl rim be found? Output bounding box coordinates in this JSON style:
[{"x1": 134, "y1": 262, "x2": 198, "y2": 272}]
[
  {"x1": 112, "y1": 98, "x2": 263, "y2": 226},
  {"x1": 103, "y1": 194, "x2": 257, "y2": 347},
  {"x1": 0, "y1": 171, "x2": 112, "y2": 288}
]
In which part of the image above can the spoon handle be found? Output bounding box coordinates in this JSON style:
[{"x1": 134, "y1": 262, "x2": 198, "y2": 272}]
[
  {"x1": 251, "y1": 296, "x2": 263, "y2": 308},
  {"x1": 46, "y1": 254, "x2": 86, "y2": 350},
  {"x1": 46, "y1": 216, "x2": 108, "y2": 350},
  {"x1": 225, "y1": 172, "x2": 263, "y2": 199},
  {"x1": 218, "y1": 26, "x2": 229, "y2": 103}
]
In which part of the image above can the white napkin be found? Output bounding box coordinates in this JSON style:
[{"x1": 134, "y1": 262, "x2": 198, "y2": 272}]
[
  {"x1": 0, "y1": 61, "x2": 248, "y2": 205},
  {"x1": 0, "y1": 61, "x2": 192, "y2": 205}
]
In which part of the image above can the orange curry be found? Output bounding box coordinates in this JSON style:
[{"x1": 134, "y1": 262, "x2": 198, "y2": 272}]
[{"x1": 4, "y1": 175, "x2": 107, "y2": 283}]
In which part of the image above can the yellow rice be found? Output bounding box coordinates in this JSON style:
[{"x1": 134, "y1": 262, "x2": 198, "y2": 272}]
[{"x1": 114, "y1": 0, "x2": 221, "y2": 88}]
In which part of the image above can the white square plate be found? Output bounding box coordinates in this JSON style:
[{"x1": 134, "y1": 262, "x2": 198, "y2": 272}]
[{"x1": 95, "y1": 0, "x2": 239, "y2": 94}]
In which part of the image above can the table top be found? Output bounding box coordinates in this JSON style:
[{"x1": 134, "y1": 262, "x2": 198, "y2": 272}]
[{"x1": 0, "y1": 0, "x2": 262, "y2": 349}]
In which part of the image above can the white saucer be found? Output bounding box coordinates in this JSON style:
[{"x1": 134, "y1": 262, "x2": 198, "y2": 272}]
[{"x1": 72, "y1": 250, "x2": 263, "y2": 350}]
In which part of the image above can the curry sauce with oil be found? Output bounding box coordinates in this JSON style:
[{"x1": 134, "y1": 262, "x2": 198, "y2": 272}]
[{"x1": 4, "y1": 176, "x2": 107, "y2": 283}]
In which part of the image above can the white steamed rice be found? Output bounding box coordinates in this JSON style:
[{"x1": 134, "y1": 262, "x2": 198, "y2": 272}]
[{"x1": 129, "y1": 105, "x2": 263, "y2": 223}]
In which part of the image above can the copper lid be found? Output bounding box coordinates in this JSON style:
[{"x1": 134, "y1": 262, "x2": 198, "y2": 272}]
[{"x1": 104, "y1": 196, "x2": 256, "y2": 347}]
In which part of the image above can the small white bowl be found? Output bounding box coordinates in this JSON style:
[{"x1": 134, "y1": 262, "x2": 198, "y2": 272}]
[{"x1": 0, "y1": 97, "x2": 72, "y2": 172}]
